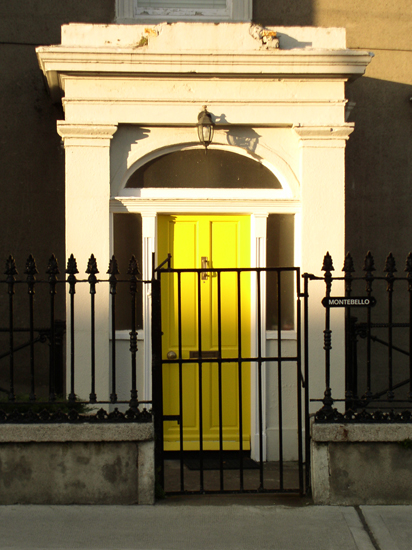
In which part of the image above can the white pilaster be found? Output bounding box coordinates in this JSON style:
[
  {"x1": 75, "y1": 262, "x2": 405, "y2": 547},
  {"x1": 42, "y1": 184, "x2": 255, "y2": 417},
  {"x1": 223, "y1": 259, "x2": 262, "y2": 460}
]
[
  {"x1": 294, "y1": 124, "x2": 354, "y2": 411},
  {"x1": 142, "y1": 212, "x2": 157, "y2": 402},
  {"x1": 57, "y1": 122, "x2": 118, "y2": 401},
  {"x1": 250, "y1": 213, "x2": 268, "y2": 461}
]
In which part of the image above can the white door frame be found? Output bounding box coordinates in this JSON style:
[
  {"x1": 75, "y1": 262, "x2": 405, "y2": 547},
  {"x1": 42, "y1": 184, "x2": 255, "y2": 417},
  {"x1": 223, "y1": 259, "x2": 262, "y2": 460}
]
[{"x1": 111, "y1": 193, "x2": 301, "y2": 460}]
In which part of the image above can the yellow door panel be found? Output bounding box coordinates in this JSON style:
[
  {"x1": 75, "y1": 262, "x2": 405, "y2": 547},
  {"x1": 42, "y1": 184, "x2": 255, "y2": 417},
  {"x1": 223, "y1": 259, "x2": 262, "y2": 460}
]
[{"x1": 158, "y1": 215, "x2": 250, "y2": 451}]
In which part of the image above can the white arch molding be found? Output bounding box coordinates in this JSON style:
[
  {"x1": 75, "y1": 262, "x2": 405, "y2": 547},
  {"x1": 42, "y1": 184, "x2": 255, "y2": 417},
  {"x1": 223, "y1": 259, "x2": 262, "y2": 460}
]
[{"x1": 111, "y1": 130, "x2": 300, "y2": 200}]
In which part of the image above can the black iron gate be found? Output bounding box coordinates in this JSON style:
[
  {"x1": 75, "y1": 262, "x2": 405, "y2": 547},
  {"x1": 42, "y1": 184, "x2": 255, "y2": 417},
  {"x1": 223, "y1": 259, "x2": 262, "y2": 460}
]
[{"x1": 152, "y1": 256, "x2": 309, "y2": 495}]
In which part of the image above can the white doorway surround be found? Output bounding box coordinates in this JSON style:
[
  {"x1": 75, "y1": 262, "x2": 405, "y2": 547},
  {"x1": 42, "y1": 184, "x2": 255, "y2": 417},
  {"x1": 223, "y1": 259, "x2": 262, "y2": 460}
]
[{"x1": 37, "y1": 23, "x2": 371, "y2": 460}]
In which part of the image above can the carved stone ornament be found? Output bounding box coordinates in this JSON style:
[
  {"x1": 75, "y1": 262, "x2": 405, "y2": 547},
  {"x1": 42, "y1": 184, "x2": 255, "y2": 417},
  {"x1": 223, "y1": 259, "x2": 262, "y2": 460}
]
[{"x1": 249, "y1": 25, "x2": 280, "y2": 49}]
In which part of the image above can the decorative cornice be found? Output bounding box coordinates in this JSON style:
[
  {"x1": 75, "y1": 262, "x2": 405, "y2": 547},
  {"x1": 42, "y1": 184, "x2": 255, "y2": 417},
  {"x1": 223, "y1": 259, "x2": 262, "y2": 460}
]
[
  {"x1": 37, "y1": 47, "x2": 373, "y2": 103},
  {"x1": 57, "y1": 122, "x2": 118, "y2": 146},
  {"x1": 293, "y1": 124, "x2": 355, "y2": 141}
]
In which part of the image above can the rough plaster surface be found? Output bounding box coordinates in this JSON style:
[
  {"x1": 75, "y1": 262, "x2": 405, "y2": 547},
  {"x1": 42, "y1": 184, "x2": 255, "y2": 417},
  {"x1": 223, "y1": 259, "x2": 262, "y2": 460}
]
[
  {"x1": 311, "y1": 424, "x2": 412, "y2": 505},
  {"x1": 312, "y1": 422, "x2": 412, "y2": 443},
  {"x1": 0, "y1": 441, "x2": 139, "y2": 504},
  {"x1": 138, "y1": 440, "x2": 155, "y2": 505},
  {"x1": 0, "y1": 421, "x2": 153, "y2": 443},
  {"x1": 328, "y1": 442, "x2": 412, "y2": 505},
  {"x1": 0, "y1": 423, "x2": 154, "y2": 504},
  {"x1": 61, "y1": 23, "x2": 346, "y2": 50}
]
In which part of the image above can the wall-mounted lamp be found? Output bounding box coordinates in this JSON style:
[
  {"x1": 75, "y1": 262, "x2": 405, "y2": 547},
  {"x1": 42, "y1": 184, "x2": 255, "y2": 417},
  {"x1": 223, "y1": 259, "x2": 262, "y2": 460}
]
[{"x1": 197, "y1": 106, "x2": 214, "y2": 151}]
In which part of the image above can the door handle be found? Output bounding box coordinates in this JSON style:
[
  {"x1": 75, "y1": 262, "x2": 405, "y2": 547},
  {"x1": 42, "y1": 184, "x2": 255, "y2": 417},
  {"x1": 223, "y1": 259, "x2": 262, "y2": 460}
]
[{"x1": 201, "y1": 256, "x2": 209, "y2": 281}]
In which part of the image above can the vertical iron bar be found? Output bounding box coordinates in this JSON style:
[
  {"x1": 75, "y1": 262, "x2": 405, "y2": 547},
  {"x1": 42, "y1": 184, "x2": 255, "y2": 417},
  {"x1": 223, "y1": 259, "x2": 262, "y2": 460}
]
[
  {"x1": 406, "y1": 253, "x2": 412, "y2": 401},
  {"x1": 66, "y1": 255, "x2": 78, "y2": 403},
  {"x1": 363, "y1": 252, "x2": 375, "y2": 399},
  {"x1": 384, "y1": 253, "x2": 396, "y2": 401},
  {"x1": 343, "y1": 253, "x2": 355, "y2": 409},
  {"x1": 295, "y1": 269, "x2": 304, "y2": 494},
  {"x1": 5, "y1": 256, "x2": 17, "y2": 402},
  {"x1": 25, "y1": 255, "x2": 38, "y2": 402},
  {"x1": 388, "y1": 289, "x2": 393, "y2": 397},
  {"x1": 237, "y1": 270, "x2": 244, "y2": 491},
  {"x1": 257, "y1": 269, "x2": 264, "y2": 490},
  {"x1": 410, "y1": 283, "x2": 412, "y2": 401},
  {"x1": 47, "y1": 255, "x2": 59, "y2": 402},
  {"x1": 108, "y1": 256, "x2": 119, "y2": 404},
  {"x1": 86, "y1": 254, "x2": 98, "y2": 403},
  {"x1": 128, "y1": 255, "x2": 140, "y2": 411},
  {"x1": 29, "y1": 287, "x2": 35, "y2": 399},
  {"x1": 8, "y1": 287, "x2": 14, "y2": 401},
  {"x1": 303, "y1": 273, "x2": 311, "y2": 493},
  {"x1": 321, "y1": 253, "x2": 334, "y2": 413},
  {"x1": 177, "y1": 271, "x2": 185, "y2": 492},
  {"x1": 152, "y1": 270, "x2": 164, "y2": 491},
  {"x1": 217, "y1": 271, "x2": 224, "y2": 491},
  {"x1": 197, "y1": 270, "x2": 204, "y2": 492},
  {"x1": 277, "y1": 270, "x2": 283, "y2": 490},
  {"x1": 91, "y1": 293, "x2": 96, "y2": 401}
]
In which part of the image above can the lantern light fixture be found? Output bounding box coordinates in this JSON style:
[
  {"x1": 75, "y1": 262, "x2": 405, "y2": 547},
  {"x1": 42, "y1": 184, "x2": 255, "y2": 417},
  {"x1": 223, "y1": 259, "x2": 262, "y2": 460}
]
[{"x1": 197, "y1": 106, "x2": 214, "y2": 151}]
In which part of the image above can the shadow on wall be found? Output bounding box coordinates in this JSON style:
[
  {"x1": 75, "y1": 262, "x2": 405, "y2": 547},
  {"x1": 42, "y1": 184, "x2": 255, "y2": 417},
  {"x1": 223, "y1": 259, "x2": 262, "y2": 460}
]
[
  {"x1": 345, "y1": 76, "x2": 412, "y2": 265},
  {"x1": 253, "y1": 0, "x2": 313, "y2": 26}
]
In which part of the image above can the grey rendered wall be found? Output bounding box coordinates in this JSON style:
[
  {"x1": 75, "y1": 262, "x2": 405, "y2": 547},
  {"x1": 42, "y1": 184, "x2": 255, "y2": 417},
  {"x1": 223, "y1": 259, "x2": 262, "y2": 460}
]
[
  {"x1": 254, "y1": 0, "x2": 412, "y2": 398},
  {"x1": 312, "y1": 423, "x2": 412, "y2": 505},
  {"x1": 0, "y1": 423, "x2": 154, "y2": 504},
  {"x1": 0, "y1": 2, "x2": 114, "y2": 264},
  {"x1": 254, "y1": 0, "x2": 412, "y2": 268},
  {"x1": 2, "y1": 1, "x2": 410, "y2": 283},
  {"x1": 0, "y1": 2, "x2": 115, "y2": 395}
]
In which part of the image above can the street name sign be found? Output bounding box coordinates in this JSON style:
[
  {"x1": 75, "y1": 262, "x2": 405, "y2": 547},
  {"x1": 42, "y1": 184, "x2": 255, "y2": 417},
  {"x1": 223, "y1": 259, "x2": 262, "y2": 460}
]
[{"x1": 322, "y1": 297, "x2": 376, "y2": 308}]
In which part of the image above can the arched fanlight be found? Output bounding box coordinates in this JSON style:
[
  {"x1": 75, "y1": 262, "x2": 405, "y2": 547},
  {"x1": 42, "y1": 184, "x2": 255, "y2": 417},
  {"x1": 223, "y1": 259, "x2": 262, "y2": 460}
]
[{"x1": 197, "y1": 106, "x2": 214, "y2": 151}]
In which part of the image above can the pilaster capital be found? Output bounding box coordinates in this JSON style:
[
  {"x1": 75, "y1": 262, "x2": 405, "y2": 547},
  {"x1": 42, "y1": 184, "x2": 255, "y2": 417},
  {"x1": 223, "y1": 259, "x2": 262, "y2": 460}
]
[
  {"x1": 57, "y1": 122, "x2": 118, "y2": 147},
  {"x1": 293, "y1": 124, "x2": 355, "y2": 146}
]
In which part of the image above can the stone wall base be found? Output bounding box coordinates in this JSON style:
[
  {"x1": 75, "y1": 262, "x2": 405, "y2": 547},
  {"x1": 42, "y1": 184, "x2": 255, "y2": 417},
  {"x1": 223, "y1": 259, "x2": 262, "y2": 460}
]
[
  {"x1": 0, "y1": 423, "x2": 154, "y2": 504},
  {"x1": 311, "y1": 423, "x2": 412, "y2": 505}
]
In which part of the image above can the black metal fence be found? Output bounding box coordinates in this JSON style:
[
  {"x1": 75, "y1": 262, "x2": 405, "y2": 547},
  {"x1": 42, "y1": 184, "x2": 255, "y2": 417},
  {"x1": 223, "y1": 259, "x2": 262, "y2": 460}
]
[
  {"x1": 152, "y1": 257, "x2": 308, "y2": 495},
  {"x1": 5, "y1": 248, "x2": 412, "y2": 493},
  {"x1": 311, "y1": 251, "x2": 412, "y2": 423},
  {"x1": 0, "y1": 254, "x2": 151, "y2": 423}
]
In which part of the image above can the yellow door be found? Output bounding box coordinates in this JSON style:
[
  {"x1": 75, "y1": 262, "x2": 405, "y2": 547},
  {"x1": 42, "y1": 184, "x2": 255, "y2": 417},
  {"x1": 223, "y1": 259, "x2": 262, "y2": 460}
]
[{"x1": 158, "y1": 215, "x2": 251, "y2": 451}]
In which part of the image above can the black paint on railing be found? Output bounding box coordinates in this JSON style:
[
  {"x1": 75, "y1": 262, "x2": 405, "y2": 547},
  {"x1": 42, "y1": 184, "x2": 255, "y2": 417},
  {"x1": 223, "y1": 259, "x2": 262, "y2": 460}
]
[
  {"x1": 153, "y1": 260, "x2": 306, "y2": 496},
  {"x1": 312, "y1": 251, "x2": 412, "y2": 424},
  {"x1": 0, "y1": 253, "x2": 152, "y2": 424}
]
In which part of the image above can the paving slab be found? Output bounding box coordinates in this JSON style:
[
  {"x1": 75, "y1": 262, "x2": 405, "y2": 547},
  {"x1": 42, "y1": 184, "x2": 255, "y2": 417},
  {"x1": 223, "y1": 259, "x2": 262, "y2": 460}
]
[
  {"x1": 0, "y1": 504, "x2": 377, "y2": 550},
  {"x1": 361, "y1": 506, "x2": 412, "y2": 550}
]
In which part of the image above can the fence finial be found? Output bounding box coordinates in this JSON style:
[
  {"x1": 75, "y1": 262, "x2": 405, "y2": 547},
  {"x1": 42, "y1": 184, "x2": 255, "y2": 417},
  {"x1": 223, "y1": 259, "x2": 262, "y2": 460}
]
[
  {"x1": 107, "y1": 255, "x2": 120, "y2": 276},
  {"x1": 24, "y1": 255, "x2": 38, "y2": 277},
  {"x1": 321, "y1": 252, "x2": 334, "y2": 273},
  {"x1": 405, "y1": 252, "x2": 412, "y2": 274},
  {"x1": 66, "y1": 254, "x2": 79, "y2": 275},
  {"x1": 127, "y1": 255, "x2": 141, "y2": 278},
  {"x1": 5, "y1": 255, "x2": 18, "y2": 277},
  {"x1": 363, "y1": 251, "x2": 375, "y2": 274},
  {"x1": 384, "y1": 252, "x2": 397, "y2": 274},
  {"x1": 46, "y1": 254, "x2": 60, "y2": 277},
  {"x1": 86, "y1": 254, "x2": 99, "y2": 275},
  {"x1": 342, "y1": 252, "x2": 355, "y2": 274}
]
